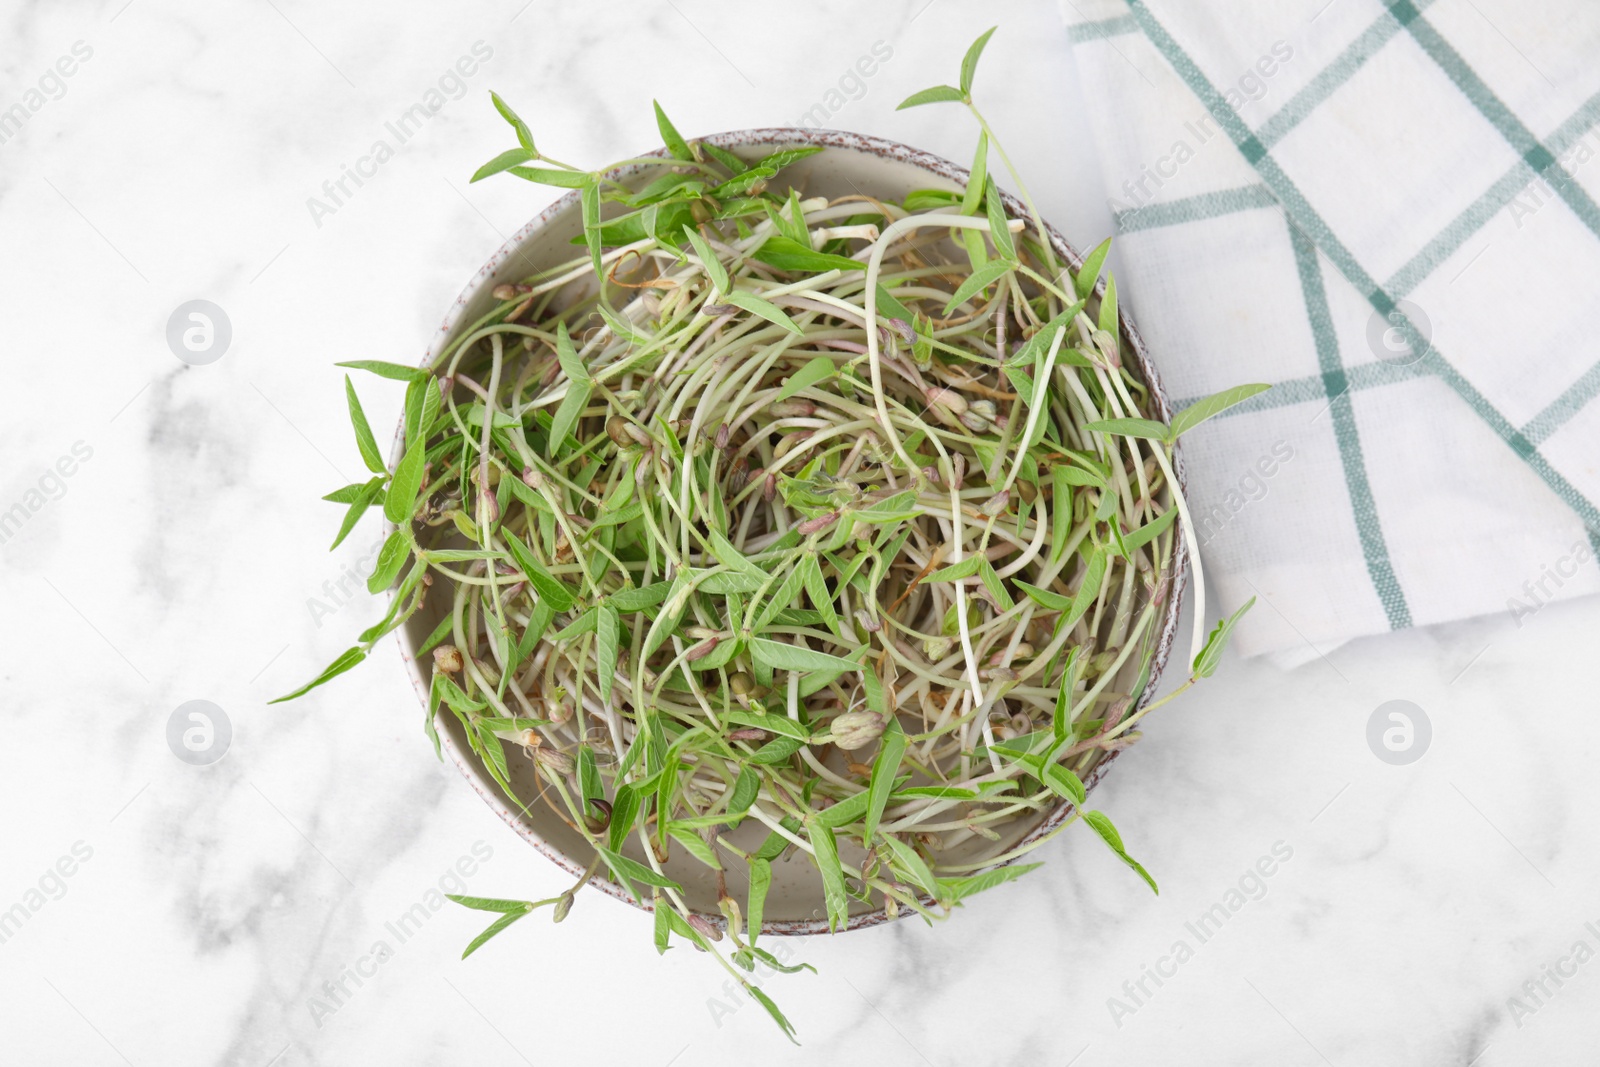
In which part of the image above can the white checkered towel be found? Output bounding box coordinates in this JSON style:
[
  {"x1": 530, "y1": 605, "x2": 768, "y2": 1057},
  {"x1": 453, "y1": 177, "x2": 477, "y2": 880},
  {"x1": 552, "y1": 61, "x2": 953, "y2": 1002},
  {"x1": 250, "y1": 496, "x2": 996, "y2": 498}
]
[{"x1": 1059, "y1": 0, "x2": 1600, "y2": 661}]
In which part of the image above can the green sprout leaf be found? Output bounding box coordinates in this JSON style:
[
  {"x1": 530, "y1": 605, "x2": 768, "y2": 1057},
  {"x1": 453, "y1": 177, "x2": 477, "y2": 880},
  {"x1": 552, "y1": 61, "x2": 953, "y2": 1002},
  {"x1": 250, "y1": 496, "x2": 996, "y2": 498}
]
[
  {"x1": 654, "y1": 100, "x2": 693, "y2": 161},
  {"x1": 746, "y1": 858, "x2": 772, "y2": 941},
  {"x1": 609, "y1": 782, "x2": 642, "y2": 851},
  {"x1": 471, "y1": 147, "x2": 537, "y2": 183},
  {"x1": 548, "y1": 379, "x2": 592, "y2": 458},
  {"x1": 960, "y1": 26, "x2": 998, "y2": 95},
  {"x1": 874, "y1": 283, "x2": 915, "y2": 325},
  {"x1": 940, "y1": 861, "x2": 1041, "y2": 905},
  {"x1": 775, "y1": 356, "x2": 836, "y2": 403},
  {"x1": 878, "y1": 834, "x2": 939, "y2": 898},
  {"x1": 322, "y1": 481, "x2": 372, "y2": 505},
  {"x1": 503, "y1": 530, "x2": 577, "y2": 612},
  {"x1": 853, "y1": 490, "x2": 919, "y2": 524},
  {"x1": 752, "y1": 235, "x2": 865, "y2": 274},
  {"x1": 609, "y1": 581, "x2": 673, "y2": 612},
  {"x1": 547, "y1": 322, "x2": 593, "y2": 457},
  {"x1": 329, "y1": 477, "x2": 383, "y2": 550},
  {"x1": 984, "y1": 179, "x2": 1015, "y2": 261},
  {"x1": 554, "y1": 319, "x2": 590, "y2": 384},
  {"x1": 749, "y1": 638, "x2": 859, "y2": 675},
  {"x1": 413, "y1": 611, "x2": 456, "y2": 662},
  {"x1": 682, "y1": 225, "x2": 730, "y2": 294},
  {"x1": 599, "y1": 847, "x2": 683, "y2": 901},
  {"x1": 1015, "y1": 579, "x2": 1069, "y2": 611},
  {"x1": 1064, "y1": 548, "x2": 1107, "y2": 633},
  {"x1": 1075, "y1": 237, "x2": 1111, "y2": 300},
  {"x1": 1039, "y1": 762, "x2": 1086, "y2": 806},
  {"x1": 337, "y1": 360, "x2": 428, "y2": 383},
  {"x1": 458, "y1": 906, "x2": 532, "y2": 959},
  {"x1": 943, "y1": 258, "x2": 1012, "y2": 314},
  {"x1": 723, "y1": 290, "x2": 804, "y2": 336},
  {"x1": 505, "y1": 165, "x2": 593, "y2": 188},
  {"x1": 976, "y1": 556, "x2": 1015, "y2": 611},
  {"x1": 1084, "y1": 417, "x2": 1171, "y2": 441},
  {"x1": 490, "y1": 91, "x2": 536, "y2": 152},
  {"x1": 667, "y1": 826, "x2": 722, "y2": 870},
  {"x1": 963, "y1": 131, "x2": 989, "y2": 216},
  {"x1": 724, "y1": 710, "x2": 809, "y2": 742},
  {"x1": 808, "y1": 820, "x2": 850, "y2": 932},
  {"x1": 596, "y1": 603, "x2": 621, "y2": 707},
  {"x1": 927, "y1": 556, "x2": 982, "y2": 583},
  {"x1": 344, "y1": 376, "x2": 387, "y2": 476},
  {"x1": 800, "y1": 555, "x2": 842, "y2": 638},
  {"x1": 581, "y1": 179, "x2": 603, "y2": 278},
  {"x1": 897, "y1": 85, "x2": 966, "y2": 109},
  {"x1": 750, "y1": 734, "x2": 805, "y2": 764},
  {"x1": 814, "y1": 788, "x2": 871, "y2": 830},
  {"x1": 702, "y1": 141, "x2": 747, "y2": 174},
  {"x1": 447, "y1": 894, "x2": 535, "y2": 913},
  {"x1": 864, "y1": 717, "x2": 906, "y2": 841},
  {"x1": 727, "y1": 767, "x2": 761, "y2": 821},
  {"x1": 384, "y1": 437, "x2": 427, "y2": 525},
  {"x1": 1084, "y1": 810, "x2": 1158, "y2": 894},
  {"x1": 366, "y1": 530, "x2": 410, "y2": 594},
  {"x1": 402, "y1": 374, "x2": 440, "y2": 451},
  {"x1": 1052, "y1": 646, "x2": 1081, "y2": 744},
  {"x1": 1098, "y1": 272, "x2": 1119, "y2": 337},
  {"x1": 578, "y1": 745, "x2": 603, "y2": 809},
  {"x1": 1170, "y1": 384, "x2": 1273, "y2": 438},
  {"x1": 748, "y1": 985, "x2": 799, "y2": 1044},
  {"x1": 269, "y1": 646, "x2": 366, "y2": 704},
  {"x1": 1193, "y1": 597, "x2": 1255, "y2": 678},
  {"x1": 1121, "y1": 506, "x2": 1178, "y2": 553}
]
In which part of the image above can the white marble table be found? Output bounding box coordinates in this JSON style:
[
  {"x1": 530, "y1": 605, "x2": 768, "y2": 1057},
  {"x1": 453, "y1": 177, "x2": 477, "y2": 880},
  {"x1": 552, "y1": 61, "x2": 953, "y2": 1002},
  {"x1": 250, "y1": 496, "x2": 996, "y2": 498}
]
[{"x1": 4, "y1": 1, "x2": 1597, "y2": 1063}]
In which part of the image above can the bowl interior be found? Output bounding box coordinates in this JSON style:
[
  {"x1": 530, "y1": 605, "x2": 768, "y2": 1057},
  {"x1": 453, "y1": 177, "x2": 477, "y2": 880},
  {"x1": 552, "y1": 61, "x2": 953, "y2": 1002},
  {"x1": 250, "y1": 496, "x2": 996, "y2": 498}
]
[{"x1": 397, "y1": 129, "x2": 1185, "y2": 934}]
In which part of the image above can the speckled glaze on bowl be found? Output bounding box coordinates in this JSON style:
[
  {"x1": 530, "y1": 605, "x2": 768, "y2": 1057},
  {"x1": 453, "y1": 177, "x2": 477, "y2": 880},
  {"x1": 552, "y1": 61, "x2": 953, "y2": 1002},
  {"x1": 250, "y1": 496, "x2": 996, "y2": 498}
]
[{"x1": 392, "y1": 128, "x2": 1188, "y2": 936}]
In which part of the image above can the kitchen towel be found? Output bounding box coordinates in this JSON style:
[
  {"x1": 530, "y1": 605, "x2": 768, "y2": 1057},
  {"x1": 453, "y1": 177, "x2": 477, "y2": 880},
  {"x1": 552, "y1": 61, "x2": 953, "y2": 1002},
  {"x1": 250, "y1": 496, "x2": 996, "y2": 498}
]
[{"x1": 1057, "y1": 0, "x2": 1600, "y2": 660}]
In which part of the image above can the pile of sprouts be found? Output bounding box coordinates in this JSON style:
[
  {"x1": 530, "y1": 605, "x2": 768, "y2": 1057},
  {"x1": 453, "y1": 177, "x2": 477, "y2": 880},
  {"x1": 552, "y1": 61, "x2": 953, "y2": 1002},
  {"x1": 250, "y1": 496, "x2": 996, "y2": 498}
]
[{"x1": 276, "y1": 28, "x2": 1263, "y2": 1040}]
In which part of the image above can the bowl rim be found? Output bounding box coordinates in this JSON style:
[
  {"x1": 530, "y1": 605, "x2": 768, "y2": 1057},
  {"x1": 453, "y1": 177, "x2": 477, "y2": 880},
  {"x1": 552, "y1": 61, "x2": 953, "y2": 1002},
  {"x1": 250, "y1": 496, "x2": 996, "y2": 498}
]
[{"x1": 390, "y1": 126, "x2": 1188, "y2": 936}]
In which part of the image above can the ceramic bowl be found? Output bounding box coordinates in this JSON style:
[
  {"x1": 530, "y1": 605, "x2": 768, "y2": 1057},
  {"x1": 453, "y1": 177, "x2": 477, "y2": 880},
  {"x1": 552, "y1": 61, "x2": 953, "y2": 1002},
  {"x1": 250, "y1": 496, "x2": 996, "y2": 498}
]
[{"x1": 394, "y1": 128, "x2": 1187, "y2": 935}]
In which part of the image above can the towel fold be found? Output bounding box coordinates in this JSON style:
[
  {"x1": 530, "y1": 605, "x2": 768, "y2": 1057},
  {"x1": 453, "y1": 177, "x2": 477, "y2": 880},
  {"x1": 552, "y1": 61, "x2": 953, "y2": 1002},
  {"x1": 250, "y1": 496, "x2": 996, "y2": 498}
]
[{"x1": 1058, "y1": 0, "x2": 1600, "y2": 659}]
